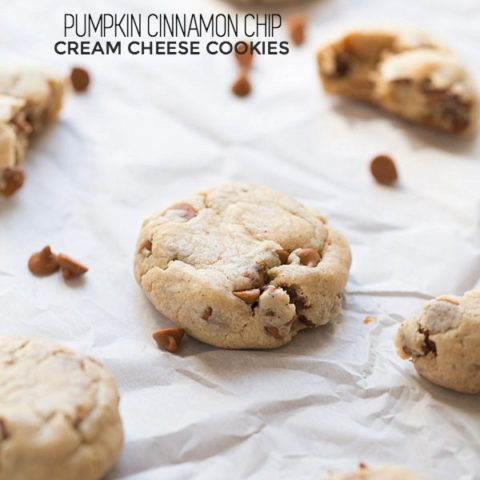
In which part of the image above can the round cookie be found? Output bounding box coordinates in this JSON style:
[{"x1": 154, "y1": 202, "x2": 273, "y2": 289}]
[
  {"x1": 395, "y1": 290, "x2": 480, "y2": 394},
  {"x1": 328, "y1": 465, "x2": 424, "y2": 480},
  {"x1": 135, "y1": 183, "x2": 351, "y2": 349},
  {"x1": 0, "y1": 336, "x2": 124, "y2": 480}
]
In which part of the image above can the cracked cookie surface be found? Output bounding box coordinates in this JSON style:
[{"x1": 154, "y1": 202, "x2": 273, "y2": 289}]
[
  {"x1": 328, "y1": 465, "x2": 424, "y2": 480},
  {"x1": 0, "y1": 336, "x2": 124, "y2": 480},
  {"x1": 395, "y1": 290, "x2": 480, "y2": 394},
  {"x1": 135, "y1": 183, "x2": 351, "y2": 349},
  {"x1": 316, "y1": 26, "x2": 479, "y2": 134}
]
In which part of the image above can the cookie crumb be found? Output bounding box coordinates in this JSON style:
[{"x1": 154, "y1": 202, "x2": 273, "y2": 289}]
[
  {"x1": 370, "y1": 154, "x2": 398, "y2": 186},
  {"x1": 363, "y1": 315, "x2": 376, "y2": 325},
  {"x1": 288, "y1": 14, "x2": 307, "y2": 46},
  {"x1": 70, "y1": 66, "x2": 90, "y2": 92},
  {"x1": 232, "y1": 73, "x2": 252, "y2": 98},
  {"x1": 152, "y1": 328, "x2": 185, "y2": 353}
]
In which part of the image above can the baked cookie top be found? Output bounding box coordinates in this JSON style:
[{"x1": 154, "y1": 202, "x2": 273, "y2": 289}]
[
  {"x1": 395, "y1": 290, "x2": 480, "y2": 394},
  {"x1": 0, "y1": 336, "x2": 123, "y2": 480},
  {"x1": 317, "y1": 26, "x2": 479, "y2": 134},
  {"x1": 328, "y1": 465, "x2": 424, "y2": 480},
  {"x1": 135, "y1": 183, "x2": 351, "y2": 349}
]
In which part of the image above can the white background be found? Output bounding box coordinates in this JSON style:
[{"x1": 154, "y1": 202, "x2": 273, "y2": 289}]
[{"x1": 1, "y1": 0, "x2": 479, "y2": 478}]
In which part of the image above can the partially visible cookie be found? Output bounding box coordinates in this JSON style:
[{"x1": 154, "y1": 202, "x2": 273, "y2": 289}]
[
  {"x1": 0, "y1": 336, "x2": 124, "y2": 480},
  {"x1": 328, "y1": 465, "x2": 424, "y2": 480},
  {"x1": 0, "y1": 68, "x2": 66, "y2": 196},
  {"x1": 0, "y1": 67, "x2": 65, "y2": 131},
  {"x1": 317, "y1": 27, "x2": 479, "y2": 134},
  {"x1": 135, "y1": 183, "x2": 351, "y2": 349},
  {"x1": 0, "y1": 96, "x2": 29, "y2": 195},
  {"x1": 395, "y1": 290, "x2": 480, "y2": 394}
]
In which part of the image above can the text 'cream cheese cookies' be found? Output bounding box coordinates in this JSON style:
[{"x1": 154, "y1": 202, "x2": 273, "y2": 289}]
[{"x1": 135, "y1": 183, "x2": 351, "y2": 349}]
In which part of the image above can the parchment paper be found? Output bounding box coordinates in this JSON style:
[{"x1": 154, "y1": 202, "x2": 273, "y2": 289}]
[{"x1": 1, "y1": 0, "x2": 479, "y2": 478}]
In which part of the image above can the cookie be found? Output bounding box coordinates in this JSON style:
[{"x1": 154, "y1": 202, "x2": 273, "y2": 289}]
[
  {"x1": 135, "y1": 183, "x2": 351, "y2": 349},
  {"x1": 0, "y1": 95, "x2": 29, "y2": 187},
  {"x1": 0, "y1": 68, "x2": 66, "y2": 196},
  {"x1": 0, "y1": 67, "x2": 65, "y2": 131},
  {"x1": 328, "y1": 465, "x2": 424, "y2": 480},
  {"x1": 317, "y1": 27, "x2": 479, "y2": 134},
  {"x1": 0, "y1": 336, "x2": 124, "y2": 480},
  {"x1": 395, "y1": 290, "x2": 480, "y2": 394}
]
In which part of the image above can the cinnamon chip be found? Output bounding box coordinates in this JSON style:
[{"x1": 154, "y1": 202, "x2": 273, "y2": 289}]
[
  {"x1": 232, "y1": 73, "x2": 252, "y2": 98},
  {"x1": 70, "y1": 67, "x2": 90, "y2": 93},
  {"x1": 233, "y1": 288, "x2": 261, "y2": 304},
  {"x1": 138, "y1": 239, "x2": 152, "y2": 254},
  {"x1": 235, "y1": 46, "x2": 254, "y2": 71},
  {"x1": 370, "y1": 154, "x2": 398, "y2": 186},
  {"x1": 297, "y1": 248, "x2": 321, "y2": 267},
  {"x1": 202, "y1": 307, "x2": 213, "y2": 321},
  {"x1": 276, "y1": 249, "x2": 289, "y2": 264},
  {"x1": 28, "y1": 246, "x2": 60, "y2": 276},
  {"x1": 56, "y1": 253, "x2": 88, "y2": 280},
  {"x1": 265, "y1": 326, "x2": 283, "y2": 339},
  {"x1": 0, "y1": 169, "x2": 25, "y2": 197},
  {"x1": 288, "y1": 14, "x2": 307, "y2": 46},
  {"x1": 168, "y1": 203, "x2": 197, "y2": 220},
  {"x1": 152, "y1": 327, "x2": 185, "y2": 353}
]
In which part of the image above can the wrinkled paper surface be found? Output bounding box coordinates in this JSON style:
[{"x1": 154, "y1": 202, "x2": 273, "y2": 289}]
[{"x1": 1, "y1": 0, "x2": 479, "y2": 478}]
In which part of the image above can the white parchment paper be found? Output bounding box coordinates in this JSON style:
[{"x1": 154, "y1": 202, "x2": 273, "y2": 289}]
[{"x1": 1, "y1": 0, "x2": 479, "y2": 478}]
